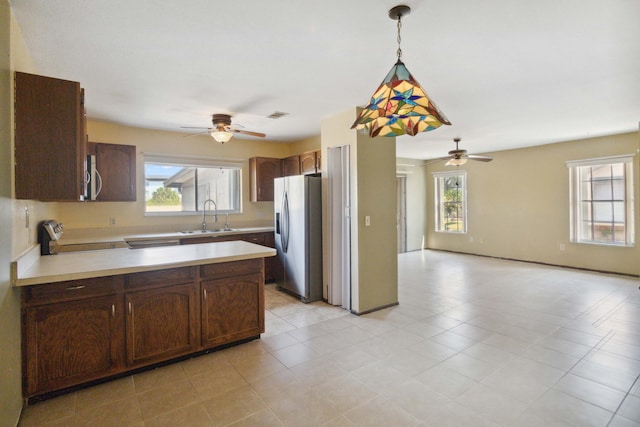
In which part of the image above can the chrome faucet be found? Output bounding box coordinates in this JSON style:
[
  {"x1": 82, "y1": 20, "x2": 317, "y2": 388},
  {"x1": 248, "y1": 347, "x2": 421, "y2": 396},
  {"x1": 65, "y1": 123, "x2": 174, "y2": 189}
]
[{"x1": 201, "y1": 199, "x2": 217, "y2": 231}]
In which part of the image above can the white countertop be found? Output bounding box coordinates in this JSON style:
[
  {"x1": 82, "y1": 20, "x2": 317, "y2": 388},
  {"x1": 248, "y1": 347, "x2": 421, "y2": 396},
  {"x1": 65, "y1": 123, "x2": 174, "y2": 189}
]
[{"x1": 14, "y1": 240, "x2": 276, "y2": 287}]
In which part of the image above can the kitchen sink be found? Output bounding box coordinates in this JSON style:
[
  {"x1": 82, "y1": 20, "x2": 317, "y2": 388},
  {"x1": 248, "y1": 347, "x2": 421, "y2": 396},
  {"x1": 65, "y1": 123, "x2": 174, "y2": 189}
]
[{"x1": 179, "y1": 229, "x2": 236, "y2": 234}]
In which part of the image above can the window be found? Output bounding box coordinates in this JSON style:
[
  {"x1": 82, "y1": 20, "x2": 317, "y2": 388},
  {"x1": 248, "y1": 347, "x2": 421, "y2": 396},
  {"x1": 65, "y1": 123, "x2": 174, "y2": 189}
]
[
  {"x1": 144, "y1": 154, "x2": 242, "y2": 215},
  {"x1": 567, "y1": 155, "x2": 635, "y2": 246},
  {"x1": 434, "y1": 171, "x2": 467, "y2": 233}
]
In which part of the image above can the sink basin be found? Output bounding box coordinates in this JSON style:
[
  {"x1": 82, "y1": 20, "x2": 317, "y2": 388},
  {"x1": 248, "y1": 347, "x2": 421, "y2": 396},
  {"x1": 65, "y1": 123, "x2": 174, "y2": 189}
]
[{"x1": 179, "y1": 228, "x2": 236, "y2": 234}]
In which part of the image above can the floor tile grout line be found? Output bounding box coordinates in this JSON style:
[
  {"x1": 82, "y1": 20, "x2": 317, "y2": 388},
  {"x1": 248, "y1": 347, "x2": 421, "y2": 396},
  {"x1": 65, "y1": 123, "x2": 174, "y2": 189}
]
[{"x1": 606, "y1": 373, "x2": 640, "y2": 427}]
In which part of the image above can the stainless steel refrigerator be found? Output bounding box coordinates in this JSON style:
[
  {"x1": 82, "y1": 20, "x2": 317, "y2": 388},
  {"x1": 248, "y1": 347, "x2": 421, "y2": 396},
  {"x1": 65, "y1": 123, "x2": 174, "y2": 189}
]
[{"x1": 274, "y1": 175, "x2": 323, "y2": 303}]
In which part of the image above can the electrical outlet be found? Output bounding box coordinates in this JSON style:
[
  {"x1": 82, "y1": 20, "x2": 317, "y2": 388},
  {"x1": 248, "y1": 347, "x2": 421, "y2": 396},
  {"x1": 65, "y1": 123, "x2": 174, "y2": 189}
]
[
  {"x1": 365, "y1": 215, "x2": 371, "y2": 226},
  {"x1": 469, "y1": 236, "x2": 474, "y2": 243},
  {"x1": 559, "y1": 243, "x2": 565, "y2": 251},
  {"x1": 110, "y1": 217, "x2": 116, "y2": 226},
  {"x1": 24, "y1": 206, "x2": 30, "y2": 228}
]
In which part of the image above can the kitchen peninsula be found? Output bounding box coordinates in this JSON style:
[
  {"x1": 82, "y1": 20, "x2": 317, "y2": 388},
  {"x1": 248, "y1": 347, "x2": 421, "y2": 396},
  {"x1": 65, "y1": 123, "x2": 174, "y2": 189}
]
[{"x1": 13, "y1": 241, "x2": 276, "y2": 401}]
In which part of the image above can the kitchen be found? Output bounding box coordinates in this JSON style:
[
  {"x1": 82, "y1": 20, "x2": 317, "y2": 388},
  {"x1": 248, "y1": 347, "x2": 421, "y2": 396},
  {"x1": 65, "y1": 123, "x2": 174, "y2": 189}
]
[{"x1": 2, "y1": 1, "x2": 640, "y2": 426}]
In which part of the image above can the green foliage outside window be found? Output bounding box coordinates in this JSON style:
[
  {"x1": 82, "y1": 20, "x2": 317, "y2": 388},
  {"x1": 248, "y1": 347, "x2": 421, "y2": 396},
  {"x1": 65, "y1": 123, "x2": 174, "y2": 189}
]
[{"x1": 147, "y1": 187, "x2": 180, "y2": 206}]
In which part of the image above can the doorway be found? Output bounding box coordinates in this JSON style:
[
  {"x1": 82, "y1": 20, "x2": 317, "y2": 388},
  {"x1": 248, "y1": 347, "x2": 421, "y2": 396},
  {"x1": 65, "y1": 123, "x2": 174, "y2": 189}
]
[{"x1": 397, "y1": 175, "x2": 407, "y2": 253}]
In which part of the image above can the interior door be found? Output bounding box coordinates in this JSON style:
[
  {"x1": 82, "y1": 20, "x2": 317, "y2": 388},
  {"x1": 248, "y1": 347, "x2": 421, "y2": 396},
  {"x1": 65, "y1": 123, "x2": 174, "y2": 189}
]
[{"x1": 327, "y1": 145, "x2": 351, "y2": 309}]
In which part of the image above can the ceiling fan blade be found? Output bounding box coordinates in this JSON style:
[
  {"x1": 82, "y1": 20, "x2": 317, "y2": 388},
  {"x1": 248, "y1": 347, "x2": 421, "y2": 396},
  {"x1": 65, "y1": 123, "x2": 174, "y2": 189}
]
[
  {"x1": 426, "y1": 156, "x2": 454, "y2": 164},
  {"x1": 232, "y1": 129, "x2": 266, "y2": 138},
  {"x1": 467, "y1": 154, "x2": 493, "y2": 162},
  {"x1": 182, "y1": 130, "x2": 210, "y2": 138},
  {"x1": 180, "y1": 126, "x2": 211, "y2": 129}
]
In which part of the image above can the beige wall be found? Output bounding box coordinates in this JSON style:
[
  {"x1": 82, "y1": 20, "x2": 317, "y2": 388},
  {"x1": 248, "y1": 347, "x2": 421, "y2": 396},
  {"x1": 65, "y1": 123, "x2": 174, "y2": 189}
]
[
  {"x1": 396, "y1": 158, "x2": 427, "y2": 252},
  {"x1": 321, "y1": 109, "x2": 398, "y2": 314},
  {"x1": 54, "y1": 120, "x2": 309, "y2": 236},
  {"x1": 289, "y1": 135, "x2": 321, "y2": 157},
  {"x1": 426, "y1": 132, "x2": 640, "y2": 276},
  {"x1": 2, "y1": 3, "x2": 24, "y2": 425}
]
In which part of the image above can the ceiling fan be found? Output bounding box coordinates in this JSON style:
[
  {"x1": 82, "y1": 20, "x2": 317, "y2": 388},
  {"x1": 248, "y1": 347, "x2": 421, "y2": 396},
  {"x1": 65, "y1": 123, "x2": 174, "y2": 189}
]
[
  {"x1": 182, "y1": 114, "x2": 266, "y2": 144},
  {"x1": 436, "y1": 138, "x2": 493, "y2": 166}
]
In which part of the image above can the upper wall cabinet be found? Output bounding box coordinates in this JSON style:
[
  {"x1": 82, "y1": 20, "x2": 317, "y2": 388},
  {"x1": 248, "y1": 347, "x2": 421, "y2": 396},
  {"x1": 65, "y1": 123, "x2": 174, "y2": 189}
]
[
  {"x1": 281, "y1": 155, "x2": 301, "y2": 177},
  {"x1": 14, "y1": 72, "x2": 87, "y2": 201},
  {"x1": 88, "y1": 142, "x2": 137, "y2": 201},
  {"x1": 300, "y1": 150, "x2": 321, "y2": 175},
  {"x1": 249, "y1": 157, "x2": 281, "y2": 202}
]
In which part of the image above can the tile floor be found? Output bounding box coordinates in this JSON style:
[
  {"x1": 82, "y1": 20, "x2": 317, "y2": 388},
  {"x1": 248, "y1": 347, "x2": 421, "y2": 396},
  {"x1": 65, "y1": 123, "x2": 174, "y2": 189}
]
[{"x1": 18, "y1": 250, "x2": 640, "y2": 426}]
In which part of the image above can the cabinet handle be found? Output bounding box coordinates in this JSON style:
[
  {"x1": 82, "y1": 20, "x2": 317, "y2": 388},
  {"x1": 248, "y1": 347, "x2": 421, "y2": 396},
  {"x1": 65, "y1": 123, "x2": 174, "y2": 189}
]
[
  {"x1": 111, "y1": 304, "x2": 115, "y2": 317},
  {"x1": 203, "y1": 289, "x2": 207, "y2": 300},
  {"x1": 65, "y1": 285, "x2": 85, "y2": 291},
  {"x1": 128, "y1": 302, "x2": 132, "y2": 315}
]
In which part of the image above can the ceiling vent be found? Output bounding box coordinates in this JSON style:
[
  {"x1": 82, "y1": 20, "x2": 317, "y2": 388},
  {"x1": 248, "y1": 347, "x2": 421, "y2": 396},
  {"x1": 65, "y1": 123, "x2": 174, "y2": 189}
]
[{"x1": 267, "y1": 111, "x2": 288, "y2": 119}]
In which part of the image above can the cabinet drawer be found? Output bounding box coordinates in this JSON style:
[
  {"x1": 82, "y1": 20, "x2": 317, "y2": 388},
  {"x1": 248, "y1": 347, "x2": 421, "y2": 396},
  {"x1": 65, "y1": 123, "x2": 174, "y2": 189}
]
[
  {"x1": 242, "y1": 233, "x2": 266, "y2": 245},
  {"x1": 200, "y1": 259, "x2": 262, "y2": 280},
  {"x1": 126, "y1": 267, "x2": 195, "y2": 290},
  {"x1": 23, "y1": 276, "x2": 118, "y2": 306}
]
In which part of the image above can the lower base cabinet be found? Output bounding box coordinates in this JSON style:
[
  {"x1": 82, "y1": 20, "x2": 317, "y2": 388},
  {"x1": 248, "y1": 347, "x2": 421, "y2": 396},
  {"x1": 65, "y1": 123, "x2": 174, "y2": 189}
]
[
  {"x1": 202, "y1": 273, "x2": 263, "y2": 348},
  {"x1": 21, "y1": 258, "x2": 265, "y2": 400},
  {"x1": 125, "y1": 283, "x2": 198, "y2": 367},
  {"x1": 23, "y1": 294, "x2": 123, "y2": 397},
  {"x1": 180, "y1": 232, "x2": 279, "y2": 282}
]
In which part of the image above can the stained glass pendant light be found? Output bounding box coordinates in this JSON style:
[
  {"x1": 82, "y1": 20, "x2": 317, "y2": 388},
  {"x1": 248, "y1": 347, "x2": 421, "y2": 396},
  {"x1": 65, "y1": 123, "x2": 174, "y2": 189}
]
[{"x1": 351, "y1": 5, "x2": 451, "y2": 137}]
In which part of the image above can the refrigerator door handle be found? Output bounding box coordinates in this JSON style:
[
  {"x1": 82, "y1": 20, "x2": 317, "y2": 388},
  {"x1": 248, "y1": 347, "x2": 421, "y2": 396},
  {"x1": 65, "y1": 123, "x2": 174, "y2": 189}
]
[{"x1": 282, "y1": 191, "x2": 290, "y2": 253}]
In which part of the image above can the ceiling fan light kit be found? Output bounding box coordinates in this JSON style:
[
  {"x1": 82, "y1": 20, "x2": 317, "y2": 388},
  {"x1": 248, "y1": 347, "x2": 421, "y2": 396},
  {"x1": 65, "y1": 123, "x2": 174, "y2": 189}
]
[
  {"x1": 351, "y1": 4, "x2": 451, "y2": 138},
  {"x1": 439, "y1": 138, "x2": 493, "y2": 166},
  {"x1": 181, "y1": 113, "x2": 266, "y2": 143},
  {"x1": 210, "y1": 130, "x2": 234, "y2": 144}
]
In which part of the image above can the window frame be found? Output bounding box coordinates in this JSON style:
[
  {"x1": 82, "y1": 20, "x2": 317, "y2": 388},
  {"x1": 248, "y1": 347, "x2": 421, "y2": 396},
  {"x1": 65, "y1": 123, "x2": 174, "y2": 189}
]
[
  {"x1": 433, "y1": 170, "x2": 468, "y2": 234},
  {"x1": 566, "y1": 154, "x2": 635, "y2": 247},
  {"x1": 143, "y1": 153, "x2": 243, "y2": 217}
]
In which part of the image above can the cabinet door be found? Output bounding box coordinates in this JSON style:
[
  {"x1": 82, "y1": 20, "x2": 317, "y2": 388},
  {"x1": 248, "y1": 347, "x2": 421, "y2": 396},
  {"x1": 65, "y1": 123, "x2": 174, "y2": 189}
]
[
  {"x1": 14, "y1": 72, "x2": 87, "y2": 201},
  {"x1": 281, "y1": 155, "x2": 301, "y2": 177},
  {"x1": 264, "y1": 233, "x2": 280, "y2": 283},
  {"x1": 242, "y1": 232, "x2": 277, "y2": 283},
  {"x1": 201, "y1": 273, "x2": 264, "y2": 348},
  {"x1": 125, "y1": 283, "x2": 198, "y2": 367},
  {"x1": 300, "y1": 151, "x2": 318, "y2": 175},
  {"x1": 23, "y1": 295, "x2": 123, "y2": 396},
  {"x1": 95, "y1": 142, "x2": 137, "y2": 201},
  {"x1": 249, "y1": 157, "x2": 281, "y2": 201}
]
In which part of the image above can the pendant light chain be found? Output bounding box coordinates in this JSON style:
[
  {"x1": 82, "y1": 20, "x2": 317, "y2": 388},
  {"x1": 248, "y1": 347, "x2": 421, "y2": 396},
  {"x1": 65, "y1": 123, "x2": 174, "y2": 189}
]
[{"x1": 396, "y1": 15, "x2": 403, "y2": 61}]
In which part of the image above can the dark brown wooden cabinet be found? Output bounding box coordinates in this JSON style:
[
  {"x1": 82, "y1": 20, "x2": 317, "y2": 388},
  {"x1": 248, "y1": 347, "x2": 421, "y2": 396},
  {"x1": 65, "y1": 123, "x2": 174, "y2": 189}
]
[
  {"x1": 249, "y1": 157, "x2": 281, "y2": 202},
  {"x1": 201, "y1": 273, "x2": 264, "y2": 348},
  {"x1": 14, "y1": 72, "x2": 88, "y2": 201},
  {"x1": 125, "y1": 283, "x2": 198, "y2": 366},
  {"x1": 281, "y1": 155, "x2": 301, "y2": 177},
  {"x1": 300, "y1": 150, "x2": 321, "y2": 175},
  {"x1": 124, "y1": 267, "x2": 198, "y2": 367},
  {"x1": 21, "y1": 277, "x2": 123, "y2": 397},
  {"x1": 21, "y1": 259, "x2": 268, "y2": 399},
  {"x1": 180, "y1": 232, "x2": 278, "y2": 283},
  {"x1": 89, "y1": 142, "x2": 137, "y2": 201}
]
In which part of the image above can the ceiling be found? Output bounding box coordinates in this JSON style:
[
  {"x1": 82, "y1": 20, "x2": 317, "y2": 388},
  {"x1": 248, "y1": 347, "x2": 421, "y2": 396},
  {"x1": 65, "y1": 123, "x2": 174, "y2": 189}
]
[{"x1": 9, "y1": 0, "x2": 640, "y2": 159}]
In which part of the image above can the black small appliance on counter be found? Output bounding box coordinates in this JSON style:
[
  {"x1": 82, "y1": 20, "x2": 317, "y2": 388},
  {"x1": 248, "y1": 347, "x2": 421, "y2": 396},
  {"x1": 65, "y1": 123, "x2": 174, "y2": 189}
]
[{"x1": 38, "y1": 220, "x2": 63, "y2": 255}]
